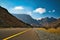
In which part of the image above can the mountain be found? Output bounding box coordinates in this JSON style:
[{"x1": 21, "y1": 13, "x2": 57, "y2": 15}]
[
  {"x1": 13, "y1": 14, "x2": 40, "y2": 27},
  {"x1": 38, "y1": 17, "x2": 57, "y2": 24},
  {"x1": 38, "y1": 17, "x2": 60, "y2": 28},
  {"x1": 1, "y1": 6, "x2": 59, "y2": 28},
  {"x1": 0, "y1": 6, "x2": 31, "y2": 28},
  {"x1": 13, "y1": 14, "x2": 60, "y2": 28},
  {"x1": 50, "y1": 18, "x2": 60, "y2": 28}
]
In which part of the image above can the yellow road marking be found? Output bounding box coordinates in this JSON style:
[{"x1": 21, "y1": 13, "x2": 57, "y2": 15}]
[{"x1": 3, "y1": 29, "x2": 31, "y2": 40}]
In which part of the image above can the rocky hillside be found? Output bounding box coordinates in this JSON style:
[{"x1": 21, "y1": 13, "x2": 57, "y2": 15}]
[
  {"x1": 38, "y1": 17, "x2": 60, "y2": 28},
  {"x1": 0, "y1": 6, "x2": 31, "y2": 28}
]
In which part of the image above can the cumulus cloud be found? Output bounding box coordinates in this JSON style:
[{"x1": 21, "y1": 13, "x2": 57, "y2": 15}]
[
  {"x1": 11, "y1": 6, "x2": 33, "y2": 15},
  {"x1": 11, "y1": 6, "x2": 47, "y2": 15},
  {"x1": 11, "y1": 6, "x2": 25, "y2": 14},
  {"x1": 33, "y1": 8, "x2": 46, "y2": 14},
  {"x1": 13, "y1": 6, "x2": 24, "y2": 10}
]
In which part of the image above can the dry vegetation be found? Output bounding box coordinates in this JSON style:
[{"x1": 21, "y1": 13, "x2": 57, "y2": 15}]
[{"x1": 37, "y1": 27, "x2": 60, "y2": 34}]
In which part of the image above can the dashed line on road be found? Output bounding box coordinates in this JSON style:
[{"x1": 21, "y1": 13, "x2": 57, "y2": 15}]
[{"x1": 3, "y1": 28, "x2": 31, "y2": 40}]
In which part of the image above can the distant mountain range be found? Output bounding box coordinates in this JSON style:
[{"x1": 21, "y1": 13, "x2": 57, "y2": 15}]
[
  {"x1": 0, "y1": 6, "x2": 60, "y2": 28},
  {"x1": 0, "y1": 6, "x2": 31, "y2": 28},
  {"x1": 37, "y1": 17, "x2": 60, "y2": 28},
  {"x1": 13, "y1": 14, "x2": 41, "y2": 27},
  {"x1": 13, "y1": 14, "x2": 60, "y2": 28}
]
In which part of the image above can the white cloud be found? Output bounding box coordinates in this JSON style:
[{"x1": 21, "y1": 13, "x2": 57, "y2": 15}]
[
  {"x1": 14, "y1": 6, "x2": 24, "y2": 10},
  {"x1": 33, "y1": 8, "x2": 46, "y2": 14},
  {"x1": 52, "y1": 10, "x2": 55, "y2": 12},
  {"x1": 48, "y1": 10, "x2": 55, "y2": 13},
  {"x1": 11, "y1": 6, "x2": 33, "y2": 15},
  {"x1": 11, "y1": 6, "x2": 25, "y2": 14},
  {"x1": 48, "y1": 11, "x2": 51, "y2": 13}
]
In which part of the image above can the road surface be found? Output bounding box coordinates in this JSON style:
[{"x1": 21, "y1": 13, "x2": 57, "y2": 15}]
[
  {"x1": 0, "y1": 28, "x2": 60, "y2": 40},
  {"x1": 0, "y1": 28, "x2": 39, "y2": 40}
]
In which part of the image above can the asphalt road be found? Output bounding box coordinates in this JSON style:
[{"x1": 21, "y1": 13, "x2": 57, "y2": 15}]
[
  {"x1": 0, "y1": 28, "x2": 60, "y2": 40},
  {"x1": 9, "y1": 28, "x2": 39, "y2": 40},
  {"x1": 0, "y1": 28, "x2": 39, "y2": 40},
  {"x1": 0, "y1": 28, "x2": 28, "y2": 40}
]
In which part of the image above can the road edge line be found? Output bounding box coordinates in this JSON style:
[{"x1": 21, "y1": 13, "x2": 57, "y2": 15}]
[{"x1": 3, "y1": 29, "x2": 31, "y2": 40}]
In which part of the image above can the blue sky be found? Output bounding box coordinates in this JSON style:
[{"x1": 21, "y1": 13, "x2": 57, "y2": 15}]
[{"x1": 0, "y1": 0, "x2": 60, "y2": 19}]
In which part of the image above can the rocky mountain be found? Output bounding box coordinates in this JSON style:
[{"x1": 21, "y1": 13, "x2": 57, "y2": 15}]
[
  {"x1": 38, "y1": 17, "x2": 60, "y2": 28},
  {"x1": 13, "y1": 14, "x2": 60, "y2": 28},
  {"x1": 13, "y1": 14, "x2": 40, "y2": 27},
  {"x1": 0, "y1": 6, "x2": 31, "y2": 28},
  {"x1": 50, "y1": 18, "x2": 60, "y2": 28},
  {"x1": 0, "y1": 6, "x2": 59, "y2": 28}
]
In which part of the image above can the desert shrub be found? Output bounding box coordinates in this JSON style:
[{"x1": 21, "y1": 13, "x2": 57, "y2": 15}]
[
  {"x1": 46, "y1": 28, "x2": 60, "y2": 34},
  {"x1": 38, "y1": 27, "x2": 60, "y2": 34}
]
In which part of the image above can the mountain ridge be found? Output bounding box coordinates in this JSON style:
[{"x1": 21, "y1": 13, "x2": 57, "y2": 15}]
[
  {"x1": 13, "y1": 14, "x2": 60, "y2": 28},
  {"x1": 0, "y1": 6, "x2": 31, "y2": 28},
  {"x1": 13, "y1": 14, "x2": 41, "y2": 27}
]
